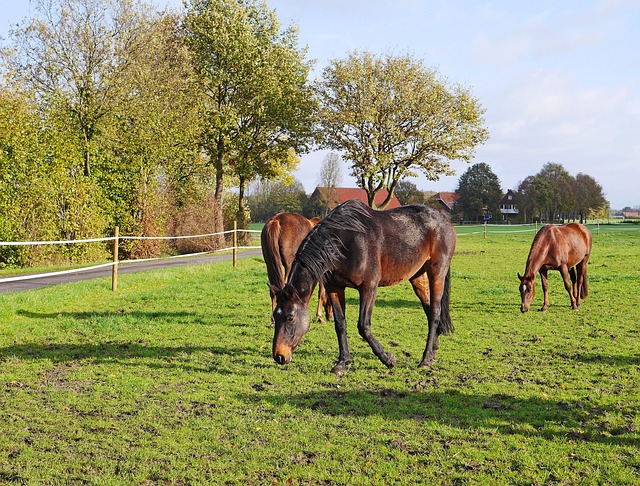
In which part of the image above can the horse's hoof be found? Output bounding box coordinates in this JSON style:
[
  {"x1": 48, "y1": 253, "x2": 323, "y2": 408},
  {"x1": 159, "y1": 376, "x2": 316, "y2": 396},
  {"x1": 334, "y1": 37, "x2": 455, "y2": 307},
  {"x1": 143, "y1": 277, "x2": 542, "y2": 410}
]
[
  {"x1": 384, "y1": 353, "x2": 397, "y2": 368},
  {"x1": 331, "y1": 362, "x2": 347, "y2": 377},
  {"x1": 316, "y1": 316, "x2": 325, "y2": 323},
  {"x1": 419, "y1": 357, "x2": 435, "y2": 368}
]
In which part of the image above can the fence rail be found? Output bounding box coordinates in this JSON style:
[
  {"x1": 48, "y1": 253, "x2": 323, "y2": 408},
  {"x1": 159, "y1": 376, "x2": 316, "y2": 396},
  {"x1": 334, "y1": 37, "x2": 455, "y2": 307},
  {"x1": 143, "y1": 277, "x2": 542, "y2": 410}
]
[
  {"x1": 0, "y1": 221, "x2": 627, "y2": 290},
  {"x1": 0, "y1": 226, "x2": 261, "y2": 289}
]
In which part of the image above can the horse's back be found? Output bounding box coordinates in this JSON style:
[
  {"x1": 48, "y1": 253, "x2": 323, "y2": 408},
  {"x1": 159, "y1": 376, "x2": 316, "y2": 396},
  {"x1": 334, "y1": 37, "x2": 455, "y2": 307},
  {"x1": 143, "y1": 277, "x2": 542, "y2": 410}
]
[
  {"x1": 270, "y1": 212, "x2": 315, "y2": 262},
  {"x1": 262, "y1": 212, "x2": 316, "y2": 286},
  {"x1": 557, "y1": 223, "x2": 592, "y2": 255},
  {"x1": 348, "y1": 203, "x2": 456, "y2": 286},
  {"x1": 532, "y1": 223, "x2": 591, "y2": 268},
  {"x1": 375, "y1": 204, "x2": 456, "y2": 252}
]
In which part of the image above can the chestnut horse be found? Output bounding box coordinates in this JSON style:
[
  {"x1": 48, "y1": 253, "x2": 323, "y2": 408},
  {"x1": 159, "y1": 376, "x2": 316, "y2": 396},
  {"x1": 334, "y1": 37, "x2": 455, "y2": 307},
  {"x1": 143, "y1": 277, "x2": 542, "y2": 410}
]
[
  {"x1": 271, "y1": 199, "x2": 456, "y2": 376},
  {"x1": 261, "y1": 212, "x2": 332, "y2": 323},
  {"x1": 518, "y1": 223, "x2": 592, "y2": 312}
]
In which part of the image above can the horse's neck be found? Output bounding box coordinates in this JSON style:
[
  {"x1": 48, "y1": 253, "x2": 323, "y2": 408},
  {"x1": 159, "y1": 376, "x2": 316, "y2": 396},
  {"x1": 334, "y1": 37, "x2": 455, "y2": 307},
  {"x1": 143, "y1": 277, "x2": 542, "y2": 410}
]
[
  {"x1": 524, "y1": 246, "x2": 547, "y2": 278},
  {"x1": 288, "y1": 262, "x2": 316, "y2": 301}
]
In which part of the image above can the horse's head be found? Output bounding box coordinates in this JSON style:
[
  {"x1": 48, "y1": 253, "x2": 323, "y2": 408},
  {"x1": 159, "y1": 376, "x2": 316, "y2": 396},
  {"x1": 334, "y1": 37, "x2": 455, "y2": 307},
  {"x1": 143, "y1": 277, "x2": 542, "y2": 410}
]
[
  {"x1": 271, "y1": 283, "x2": 311, "y2": 365},
  {"x1": 518, "y1": 273, "x2": 535, "y2": 313}
]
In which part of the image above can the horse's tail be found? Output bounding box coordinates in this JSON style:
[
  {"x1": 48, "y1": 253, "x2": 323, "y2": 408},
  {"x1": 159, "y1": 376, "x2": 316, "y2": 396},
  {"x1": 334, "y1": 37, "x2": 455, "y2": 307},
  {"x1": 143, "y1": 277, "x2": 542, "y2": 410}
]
[
  {"x1": 438, "y1": 268, "x2": 454, "y2": 336},
  {"x1": 261, "y1": 218, "x2": 285, "y2": 289}
]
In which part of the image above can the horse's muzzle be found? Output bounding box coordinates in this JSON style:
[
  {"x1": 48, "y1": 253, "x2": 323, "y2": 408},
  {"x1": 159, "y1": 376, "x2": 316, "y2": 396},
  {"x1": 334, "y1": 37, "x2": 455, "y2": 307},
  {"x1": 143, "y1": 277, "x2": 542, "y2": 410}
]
[
  {"x1": 520, "y1": 305, "x2": 529, "y2": 313},
  {"x1": 273, "y1": 345, "x2": 292, "y2": 365}
]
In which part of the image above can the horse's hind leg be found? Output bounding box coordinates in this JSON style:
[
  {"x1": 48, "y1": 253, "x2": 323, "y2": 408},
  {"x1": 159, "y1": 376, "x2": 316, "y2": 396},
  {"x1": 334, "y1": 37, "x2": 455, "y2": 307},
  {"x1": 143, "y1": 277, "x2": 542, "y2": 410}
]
[
  {"x1": 315, "y1": 287, "x2": 325, "y2": 323},
  {"x1": 357, "y1": 284, "x2": 397, "y2": 369},
  {"x1": 559, "y1": 265, "x2": 578, "y2": 310},
  {"x1": 315, "y1": 283, "x2": 333, "y2": 323},
  {"x1": 412, "y1": 270, "x2": 443, "y2": 367},
  {"x1": 574, "y1": 259, "x2": 589, "y2": 304},
  {"x1": 569, "y1": 267, "x2": 577, "y2": 300}
]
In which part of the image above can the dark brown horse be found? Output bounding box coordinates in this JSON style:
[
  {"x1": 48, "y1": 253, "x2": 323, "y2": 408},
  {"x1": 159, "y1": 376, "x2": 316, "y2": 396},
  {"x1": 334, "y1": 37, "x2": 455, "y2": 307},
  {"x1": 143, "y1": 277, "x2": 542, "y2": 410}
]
[
  {"x1": 270, "y1": 199, "x2": 457, "y2": 375},
  {"x1": 261, "y1": 212, "x2": 332, "y2": 323},
  {"x1": 518, "y1": 223, "x2": 592, "y2": 312}
]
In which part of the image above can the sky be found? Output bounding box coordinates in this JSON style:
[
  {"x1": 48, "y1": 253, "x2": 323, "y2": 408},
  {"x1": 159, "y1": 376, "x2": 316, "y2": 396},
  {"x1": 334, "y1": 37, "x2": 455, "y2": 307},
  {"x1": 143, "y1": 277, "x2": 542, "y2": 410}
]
[{"x1": 1, "y1": 0, "x2": 639, "y2": 209}]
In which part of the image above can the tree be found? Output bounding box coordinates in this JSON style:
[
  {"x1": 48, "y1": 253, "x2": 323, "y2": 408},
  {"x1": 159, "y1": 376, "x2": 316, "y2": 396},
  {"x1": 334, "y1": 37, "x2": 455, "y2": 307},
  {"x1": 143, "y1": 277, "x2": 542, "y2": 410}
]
[
  {"x1": 455, "y1": 162, "x2": 503, "y2": 222},
  {"x1": 8, "y1": 0, "x2": 152, "y2": 178},
  {"x1": 247, "y1": 178, "x2": 307, "y2": 222},
  {"x1": 394, "y1": 180, "x2": 425, "y2": 205},
  {"x1": 572, "y1": 173, "x2": 607, "y2": 223},
  {"x1": 318, "y1": 152, "x2": 343, "y2": 189},
  {"x1": 315, "y1": 50, "x2": 488, "y2": 209},
  {"x1": 536, "y1": 163, "x2": 576, "y2": 222},
  {"x1": 0, "y1": 82, "x2": 108, "y2": 265},
  {"x1": 315, "y1": 151, "x2": 343, "y2": 213},
  {"x1": 183, "y1": 0, "x2": 316, "y2": 229},
  {"x1": 96, "y1": 12, "x2": 210, "y2": 255}
]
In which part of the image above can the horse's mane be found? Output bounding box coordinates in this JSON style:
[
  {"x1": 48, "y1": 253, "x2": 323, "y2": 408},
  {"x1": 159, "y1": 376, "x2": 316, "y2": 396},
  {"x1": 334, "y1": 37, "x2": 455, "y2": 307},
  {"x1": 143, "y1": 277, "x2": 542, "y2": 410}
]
[{"x1": 294, "y1": 199, "x2": 371, "y2": 282}]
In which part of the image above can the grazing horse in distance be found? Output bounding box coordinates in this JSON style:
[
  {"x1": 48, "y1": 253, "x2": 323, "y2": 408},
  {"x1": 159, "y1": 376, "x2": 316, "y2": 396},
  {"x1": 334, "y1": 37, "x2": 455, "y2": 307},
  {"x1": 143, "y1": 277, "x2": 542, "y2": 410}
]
[
  {"x1": 261, "y1": 212, "x2": 332, "y2": 323},
  {"x1": 518, "y1": 223, "x2": 592, "y2": 312},
  {"x1": 271, "y1": 199, "x2": 457, "y2": 376}
]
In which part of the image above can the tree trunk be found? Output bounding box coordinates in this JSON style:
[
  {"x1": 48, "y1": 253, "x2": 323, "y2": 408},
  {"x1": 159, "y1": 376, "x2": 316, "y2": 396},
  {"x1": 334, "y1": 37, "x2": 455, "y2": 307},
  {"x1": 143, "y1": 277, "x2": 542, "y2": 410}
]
[{"x1": 214, "y1": 135, "x2": 224, "y2": 205}]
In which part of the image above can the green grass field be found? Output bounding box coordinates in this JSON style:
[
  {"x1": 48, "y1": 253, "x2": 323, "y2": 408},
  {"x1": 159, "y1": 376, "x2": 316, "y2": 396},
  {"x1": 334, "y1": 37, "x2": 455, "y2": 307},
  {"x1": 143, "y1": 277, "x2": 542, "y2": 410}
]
[{"x1": 0, "y1": 226, "x2": 638, "y2": 484}]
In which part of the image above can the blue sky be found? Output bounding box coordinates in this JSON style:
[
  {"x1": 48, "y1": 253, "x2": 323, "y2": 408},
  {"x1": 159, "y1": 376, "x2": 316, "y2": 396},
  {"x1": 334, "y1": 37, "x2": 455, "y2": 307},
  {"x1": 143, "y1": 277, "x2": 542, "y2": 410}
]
[{"x1": 2, "y1": 0, "x2": 639, "y2": 209}]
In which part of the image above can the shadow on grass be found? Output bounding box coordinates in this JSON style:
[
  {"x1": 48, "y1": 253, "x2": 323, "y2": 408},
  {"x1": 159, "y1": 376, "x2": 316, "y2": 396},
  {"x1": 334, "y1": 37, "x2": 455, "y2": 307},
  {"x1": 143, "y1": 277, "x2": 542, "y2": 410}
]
[
  {"x1": 16, "y1": 309, "x2": 210, "y2": 325},
  {"x1": 0, "y1": 341, "x2": 259, "y2": 374},
  {"x1": 568, "y1": 352, "x2": 640, "y2": 367},
  {"x1": 242, "y1": 387, "x2": 640, "y2": 448}
]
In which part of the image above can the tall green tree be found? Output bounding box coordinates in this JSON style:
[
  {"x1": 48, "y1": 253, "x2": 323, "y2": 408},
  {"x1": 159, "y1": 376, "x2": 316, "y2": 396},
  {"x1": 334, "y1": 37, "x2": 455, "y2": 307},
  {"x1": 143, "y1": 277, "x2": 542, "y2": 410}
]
[
  {"x1": 572, "y1": 173, "x2": 607, "y2": 223},
  {"x1": 97, "y1": 12, "x2": 207, "y2": 248},
  {"x1": 247, "y1": 178, "x2": 307, "y2": 222},
  {"x1": 536, "y1": 162, "x2": 576, "y2": 222},
  {"x1": 0, "y1": 83, "x2": 107, "y2": 265},
  {"x1": 183, "y1": 0, "x2": 316, "y2": 228},
  {"x1": 315, "y1": 50, "x2": 489, "y2": 209},
  {"x1": 455, "y1": 162, "x2": 503, "y2": 222},
  {"x1": 394, "y1": 180, "x2": 426, "y2": 205},
  {"x1": 8, "y1": 0, "x2": 153, "y2": 178}
]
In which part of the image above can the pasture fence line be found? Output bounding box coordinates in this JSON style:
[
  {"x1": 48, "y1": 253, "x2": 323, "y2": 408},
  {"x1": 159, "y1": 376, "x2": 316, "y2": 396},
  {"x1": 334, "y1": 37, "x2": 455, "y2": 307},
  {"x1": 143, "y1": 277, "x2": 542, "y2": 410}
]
[
  {"x1": 0, "y1": 221, "x2": 629, "y2": 290},
  {"x1": 0, "y1": 225, "x2": 262, "y2": 291}
]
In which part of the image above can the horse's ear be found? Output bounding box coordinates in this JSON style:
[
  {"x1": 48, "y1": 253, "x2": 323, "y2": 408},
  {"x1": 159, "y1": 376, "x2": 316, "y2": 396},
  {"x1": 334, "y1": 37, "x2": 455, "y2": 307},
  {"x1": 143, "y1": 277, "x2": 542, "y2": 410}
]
[
  {"x1": 282, "y1": 284, "x2": 301, "y2": 302},
  {"x1": 268, "y1": 283, "x2": 282, "y2": 295},
  {"x1": 517, "y1": 273, "x2": 523, "y2": 281}
]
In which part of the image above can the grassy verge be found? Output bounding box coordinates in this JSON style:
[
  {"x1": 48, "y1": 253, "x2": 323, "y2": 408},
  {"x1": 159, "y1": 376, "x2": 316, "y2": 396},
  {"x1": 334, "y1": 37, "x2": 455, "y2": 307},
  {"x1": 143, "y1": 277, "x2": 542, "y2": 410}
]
[{"x1": 0, "y1": 228, "x2": 638, "y2": 484}]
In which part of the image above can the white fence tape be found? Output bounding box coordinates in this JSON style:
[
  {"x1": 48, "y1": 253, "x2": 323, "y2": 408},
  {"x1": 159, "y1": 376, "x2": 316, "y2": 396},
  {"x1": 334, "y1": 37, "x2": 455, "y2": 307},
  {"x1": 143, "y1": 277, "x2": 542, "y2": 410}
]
[
  {"x1": 0, "y1": 262, "x2": 116, "y2": 283},
  {"x1": 0, "y1": 229, "x2": 262, "y2": 285}
]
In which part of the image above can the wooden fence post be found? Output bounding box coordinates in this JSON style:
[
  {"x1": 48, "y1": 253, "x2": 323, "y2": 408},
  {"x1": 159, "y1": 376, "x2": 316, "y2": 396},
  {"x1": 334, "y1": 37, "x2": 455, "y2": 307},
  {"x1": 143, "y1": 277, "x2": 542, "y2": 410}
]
[
  {"x1": 233, "y1": 221, "x2": 237, "y2": 268},
  {"x1": 112, "y1": 226, "x2": 119, "y2": 292}
]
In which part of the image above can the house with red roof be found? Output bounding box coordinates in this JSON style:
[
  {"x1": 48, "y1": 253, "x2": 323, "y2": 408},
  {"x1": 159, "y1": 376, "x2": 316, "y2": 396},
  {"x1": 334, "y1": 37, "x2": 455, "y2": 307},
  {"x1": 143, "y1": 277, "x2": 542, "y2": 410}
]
[
  {"x1": 431, "y1": 192, "x2": 459, "y2": 212},
  {"x1": 306, "y1": 187, "x2": 401, "y2": 216}
]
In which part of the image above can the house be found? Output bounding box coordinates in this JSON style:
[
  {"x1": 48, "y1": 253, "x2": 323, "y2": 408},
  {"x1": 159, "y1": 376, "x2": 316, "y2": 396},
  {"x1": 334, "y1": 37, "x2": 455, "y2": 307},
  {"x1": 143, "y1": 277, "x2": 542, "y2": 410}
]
[
  {"x1": 498, "y1": 189, "x2": 519, "y2": 222},
  {"x1": 306, "y1": 187, "x2": 401, "y2": 216},
  {"x1": 432, "y1": 192, "x2": 459, "y2": 212}
]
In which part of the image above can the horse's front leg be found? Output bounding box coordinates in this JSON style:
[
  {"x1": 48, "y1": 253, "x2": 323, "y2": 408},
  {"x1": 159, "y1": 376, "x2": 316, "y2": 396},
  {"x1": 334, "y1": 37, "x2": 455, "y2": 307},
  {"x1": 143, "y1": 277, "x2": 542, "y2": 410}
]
[
  {"x1": 357, "y1": 285, "x2": 397, "y2": 369},
  {"x1": 328, "y1": 288, "x2": 350, "y2": 376},
  {"x1": 539, "y1": 269, "x2": 550, "y2": 312}
]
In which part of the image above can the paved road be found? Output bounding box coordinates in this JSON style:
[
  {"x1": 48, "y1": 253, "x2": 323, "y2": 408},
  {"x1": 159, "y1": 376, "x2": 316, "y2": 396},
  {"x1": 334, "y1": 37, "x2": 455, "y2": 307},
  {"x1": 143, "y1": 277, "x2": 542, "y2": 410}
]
[{"x1": 0, "y1": 249, "x2": 263, "y2": 293}]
